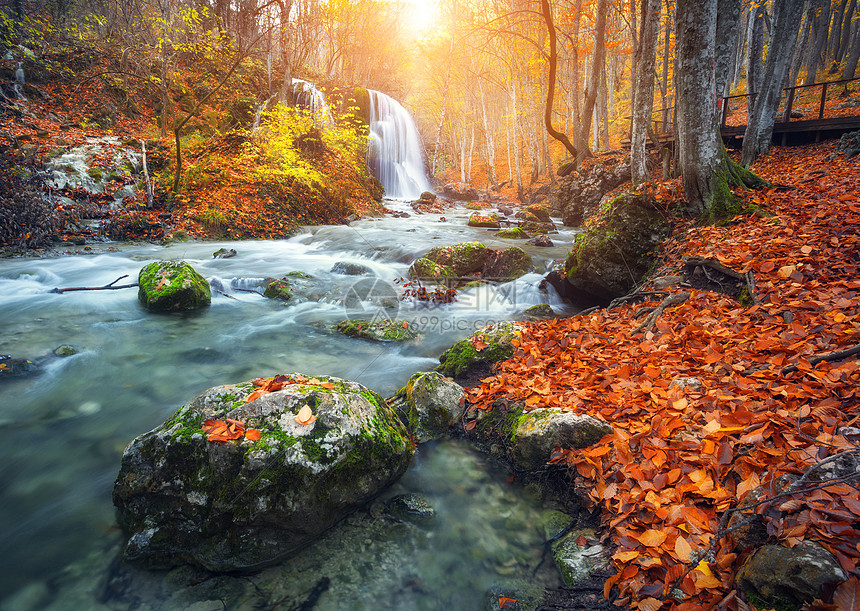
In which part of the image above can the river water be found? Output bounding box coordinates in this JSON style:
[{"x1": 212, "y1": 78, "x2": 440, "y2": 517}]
[{"x1": 0, "y1": 200, "x2": 578, "y2": 610}]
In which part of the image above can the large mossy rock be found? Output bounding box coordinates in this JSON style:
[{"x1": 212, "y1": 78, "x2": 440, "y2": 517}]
[
  {"x1": 467, "y1": 213, "x2": 501, "y2": 228},
  {"x1": 736, "y1": 541, "x2": 847, "y2": 607},
  {"x1": 512, "y1": 408, "x2": 613, "y2": 470},
  {"x1": 390, "y1": 372, "x2": 466, "y2": 442},
  {"x1": 410, "y1": 242, "x2": 489, "y2": 278},
  {"x1": 482, "y1": 247, "x2": 533, "y2": 280},
  {"x1": 564, "y1": 193, "x2": 671, "y2": 306},
  {"x1": 112, "y1": 374, "x2": 413, "y2": 571},
  {"x1": 552, "y1": 528, "x2": 611, "y2": 587},
  {"x1": 138, "y1": 260, "x2": 211, "y2": 312},
  {"x1": 410, "y1": 243, "x2": 533, "y2": 285},
  {"x1": 556, "y1": 157, "x2": 631, "y2": 227},
  {"x1": 437, "y1": 322, "x2": 521, "y2": 380}
]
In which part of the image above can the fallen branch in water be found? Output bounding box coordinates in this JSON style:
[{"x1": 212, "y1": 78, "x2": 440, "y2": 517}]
[{"x1": 50, "y1": 275, "x2": 139, "y2": 294}]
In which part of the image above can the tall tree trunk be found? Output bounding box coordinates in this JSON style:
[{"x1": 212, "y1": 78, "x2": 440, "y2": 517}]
[
  {"x1": 540, "y1": 0, "x2": 579, "y2": 159},
  {"x1": 747, "y1": 1, "x2": 766, "y2": 114},
  {"x1": 511, "y1": 80, "x2": 524, "y2": 198},
  {"x1": 788, "y1": 3, "x2": 812, "y2": 89},
  {"x1": 432, "y1": 31, "x2": 456, "y2": 177},
  {"x1": 843, "y1": 24, "x2": 860, "y2": 78},
  {"x1": 742, "y1": 0, "x2": 805, "y2": 166},
  {"x1": 631, "y1": 0, "x2": 660, "y2": 185},
  {"x1": 676, "y1": 0, "x2": 765, "y2": 219},
  {"x1": 803, "y1": 0, "x2": 830, "y2": 85},
  {"x1": 837, "y1": 0, "x2": 858, "y2": 62},
  {"x1": 716, "y1": 0, "x2": 742, "y2": 105},
  {"x1": 577, "y1": 0, "x2": 609, "y2": 159},
  {"x1": 829, "y1": 0, "x2": 850, "y2": 62}
]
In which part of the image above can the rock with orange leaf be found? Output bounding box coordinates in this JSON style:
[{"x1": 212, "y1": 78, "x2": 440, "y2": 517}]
[{"x1": 112, "y1": 373, "x2": 413, "y2": 571}]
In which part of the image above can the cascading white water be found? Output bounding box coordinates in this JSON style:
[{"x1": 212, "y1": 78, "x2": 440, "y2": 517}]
[
  {"x1": 367, "y1": 90, "x2": 432, "y2": 200},
  {"x1": 292, "y1": 78, "x2": 335, "y2": 129}
]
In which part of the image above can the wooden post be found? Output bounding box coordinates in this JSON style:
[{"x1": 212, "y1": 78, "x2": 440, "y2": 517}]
[
  {"x1": 721, "y1": 96, "x2": 730, "y2": 127},
  {"x1": 782, "y1": 87, "x2": 796, "y2": 122},
  {"x1": 818, "y1": 82, "x2": 828, "y2": 119}
]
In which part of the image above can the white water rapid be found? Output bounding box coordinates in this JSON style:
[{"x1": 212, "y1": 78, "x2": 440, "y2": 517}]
[
  {"x1": 291, "y1": 78, "x2": 335, "y2": 129},
  {"x1": 367, "y1": 90, "x2": 432, "y2": 200}
]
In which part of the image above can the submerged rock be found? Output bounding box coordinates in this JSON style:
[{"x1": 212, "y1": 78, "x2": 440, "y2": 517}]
[
  {"x1": 391, "y1": 371, "x2": 466, "y2": 442},
  {"x1": 331, "y1": 261, "x2": 374, "y2": 276},
  {"x1": 736, "y1": 541, "x2": 847, "y2": 606},
  {"x1": 212, "y1": 248, "x2": 237, "y2": 259},
  {"x1": 0, "y1": 355, "x2": 37, "y2": 378},
  {"x1": 138, "y1": 260, "x2": 211, "y2": 312},
  {"x1": 386, "y1": 493, "x2": 436, "y2": 523},
  {"x1": 528, "y1": 234, "x2": 554, "y2": 247},
  {"x1": 334, "y1": 320, "x2": 419, "y2": 342},
  {"x1": 436, "y1": 322, "x2": 521, "y2": 380},
  {"x1": 513, "y1": 408, "x2": 613, "y2": 470},
  {"x1": 112, "y1": 374, "x2": 413, "y2": 571}
]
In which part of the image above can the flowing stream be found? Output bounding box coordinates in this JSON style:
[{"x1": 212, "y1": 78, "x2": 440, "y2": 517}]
[{"x1": 0, "y1": 200, "x2": 578, "y2": 610}]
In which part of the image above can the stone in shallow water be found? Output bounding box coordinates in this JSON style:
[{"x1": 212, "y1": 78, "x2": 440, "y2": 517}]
[
  {"x1": 390, "y1": 371, "x2": 465, "y2": 442},
  {"x1": 386, "y1": 493, "x2": 436, "y2": 523},
  {"x1": 552, "y1": 528, "x2": 610, "y2": 587},
  {"x1": 112, "y1": 374, "x2": 413, "y2": 571},
  {"x1": 513, "y1": 408, "x2": 613, "y2": 471},
  {"x1": 138, "y1": 260, "x2": 211, "y2": 313},
  {"x1": 331, "y1": 261, "x2": 374, "y2": 276}
]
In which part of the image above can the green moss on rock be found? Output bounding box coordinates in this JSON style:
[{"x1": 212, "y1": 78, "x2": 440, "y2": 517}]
[
  {"x1": 467, "y1": 213, "x2": 501, "y2": 228},
  {"x1": 436, "y1": 322, "x2": 521, "y2": 379},
  {"x1": 138, "y1": 260, "x2": 211, "y2": 313},
  {"x1": 497, "y1": 227, "x2": 530, "y2": 239},
  {"x1": 334, "y1": 319, "x2": 419, "y2": 342},
  {"x1": 263, "y1": 279, "x2": 292, "y2": 301},
  {"x1": 482, "y1": 247, "x2": 533, "y2": 281}
]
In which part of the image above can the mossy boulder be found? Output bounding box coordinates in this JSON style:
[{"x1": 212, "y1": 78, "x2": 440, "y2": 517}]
[
  {"x1": 522, "y1": 220, "x2": 556, "y2": 234},
  {"x1": 138, "y1": 260, "x2": 211, "y2": 313},
  {"x1": 112, "y1": 374, "x2": 413, "y2": 571},
  {"x1": 482, "y1": 247, "x2": 533, "y2": 281},
  {"x1": 522, "y1": 304, "x2": 556, "y2": 320},
  {"x1": 514, "y1": 210, "x2": 540, "y2": 223},
  {"x1": 390, "y1": 371, "x2": 466, "y2": 442},
  {"x1": 512, "y1": 408, "x2": 613, "y2": 471},
  {"x1": 334, "y1": 320, "x2": 419, "y2": 342},
  {"x1": 263, "y1": 279, "x2": 293, "y2": 302},
  {"x1": 467, "y1": 213, "x2": 501, "y2": 228},
  {"x1": 436, "y1": 322, "x2": 521, "y2": 380},
  {"x1": 736, "y1": 541, "x2": 847, "y2": 607},
  {"x1": 564, "y1": 193, "x2": 671, "y2": 306},
  {"x1": 525, "y1": 204, "x2": 552, "y2": 222},
  {"x1": 552, "y1": 528, "x2": 610, "y2": 587},
  {"x1": 496, "y1": 227, "x2": 529, "y2": 239},
  {"x1": 408, "y1": 241, "x2": 489, "y2": 279}
]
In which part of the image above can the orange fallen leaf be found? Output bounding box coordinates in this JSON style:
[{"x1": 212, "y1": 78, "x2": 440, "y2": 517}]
[
  {"x1": 296, "y1": 405, "x2": 316, "y2": 425},
  {"x1": 245, "y1": 428, "x2": 261, "y2": 441},
  {"x1": 636, "y1": 529, "x2": 668, "y2": 548},
  {"x1": 498, "y1": 597, "x2": 517, "y2": 609}
]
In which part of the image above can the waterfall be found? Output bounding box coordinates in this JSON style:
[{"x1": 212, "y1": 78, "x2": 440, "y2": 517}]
[
  {"x1": 13, "y1": 62, "x2": 25, "y2": 101},
  {"x1": 291, "y1": 79, "x2": 334, "y2": 130},
  {"x1": 367, "y1": 90, "x2": 432, "y2": 200}
]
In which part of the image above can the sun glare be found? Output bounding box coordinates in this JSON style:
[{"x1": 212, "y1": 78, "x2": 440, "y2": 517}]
[{"x1": 400, "y1": 0, "x2": 440, "y2": 33}]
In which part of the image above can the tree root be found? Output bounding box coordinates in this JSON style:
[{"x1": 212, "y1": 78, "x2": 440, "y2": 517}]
[
  {"x1": 632, "y1": 292, "x2": 691, "y2": 334},
  {"x1": 782, "y1": 344, "x2": 860, "y2": 375}
]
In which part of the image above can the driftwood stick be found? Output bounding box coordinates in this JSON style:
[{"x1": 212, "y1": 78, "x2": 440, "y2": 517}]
[
  {"x1": 633, "y1": 292, "x2": 691, "y2": 334},
  {"x1": 212, "y1": 288, "x2": 237, "y2": 300},
  {"x1": 783, "y1": 344, "x2": 860, "y2": 374},
  {"x1": 50, "y1": 275, "x2": 139, "y2": 294}
]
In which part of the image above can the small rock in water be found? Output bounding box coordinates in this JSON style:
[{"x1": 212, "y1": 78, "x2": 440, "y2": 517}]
[
  {"x1": 386, "y1": 493, "x2": 437, "y2": 523},
  {"x1": 78, "y1": 401, "x2": 101, "y2": 415},
  {"x1": 212, "y1": 248, "x2": 237, "y2": 259},
  {"x1": 528, "y1": 234, "x2": 554, "y2": 247},
  {"x1": 53, "y1": 345, "x2": 79, "y2": 357},
  {"x1": 331, "y1": 261, "x2": 374, "y2": 276}
]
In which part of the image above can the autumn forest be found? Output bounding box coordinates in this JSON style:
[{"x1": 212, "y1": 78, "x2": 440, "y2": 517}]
[{"x1": 0, "y1": 0, "x2": 860, "y2": 610}]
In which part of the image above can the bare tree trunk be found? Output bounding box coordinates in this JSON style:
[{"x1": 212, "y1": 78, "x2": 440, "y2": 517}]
[
  {"x1": 577, "y1": 0, "x2": 609, "y2": 159},
  {"x1": 432, "y1": 32, "x2": 456, "y2": 177},
  {"x1": 829, "y1": 0, "x2": 850, "y2": 62},
  {"x1": 540, "y1": 0, "x2": 579, "y2": 159},
  {"x1": 631, "y1": 0, "x2": 660, "y2": 184},
  {"x1": 468, "y1": 125, "x2": 475, "y2": 182},
  {"x1": 747, "y1": 1, "x2": 766, "y2": 114},
  {"x1": 742, "y1": 0, "x2": 805, "y2": 166},
  {"x1": 788, "y1": 3, "x2": 812, "y2": 88},
  {"x1": 460, "y1": 125, "x2": 467, "y2": 183},
  {"x1": 837, "y1": 0, "x2": 858, "y2": 62},
  {"x1": 804, "y1": 0, "x2": 831, "y2": 85},
  {"x1": 843, "y1": 24, "x2": 860, "y2": 79}
]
